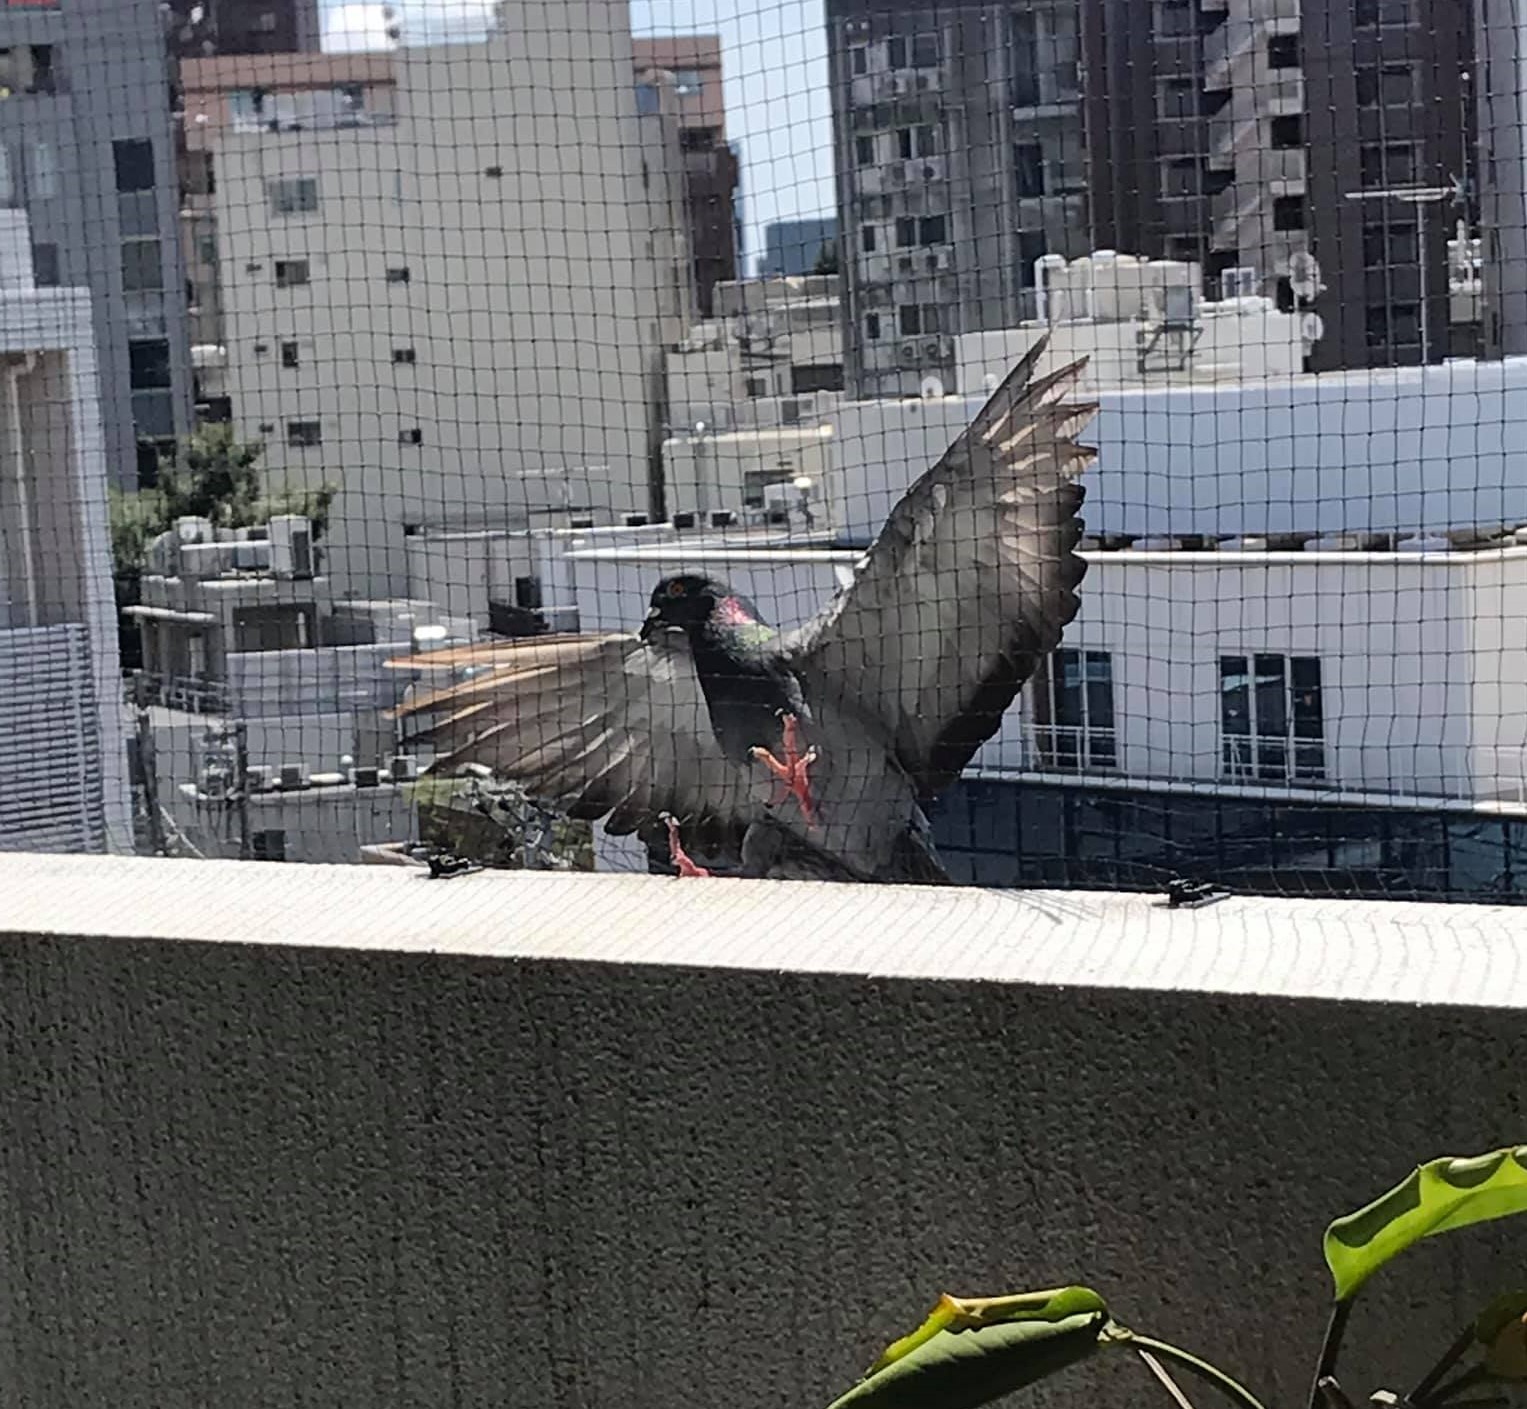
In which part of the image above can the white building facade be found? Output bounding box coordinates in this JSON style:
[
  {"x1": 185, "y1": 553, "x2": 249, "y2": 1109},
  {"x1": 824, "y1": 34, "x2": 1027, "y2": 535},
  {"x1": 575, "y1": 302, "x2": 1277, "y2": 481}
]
[{"x1": 211, "y1": 5, "x2": 689, "y2": 599}]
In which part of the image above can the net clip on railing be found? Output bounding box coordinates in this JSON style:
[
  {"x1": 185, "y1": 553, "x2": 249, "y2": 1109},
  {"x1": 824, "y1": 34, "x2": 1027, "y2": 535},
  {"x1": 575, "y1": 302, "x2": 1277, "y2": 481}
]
[{"x1": 1162, "y1": 878, "x2": 1230, "y2": 910}]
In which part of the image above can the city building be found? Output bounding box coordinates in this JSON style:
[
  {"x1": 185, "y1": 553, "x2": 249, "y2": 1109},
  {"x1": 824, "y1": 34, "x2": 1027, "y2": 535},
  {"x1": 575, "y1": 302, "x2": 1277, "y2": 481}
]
[
  {"x1": 185, "y1": 5, "x2": 691, "y2": 599},
  {"x1": 761, "y1": 217, "x2": 839, "y2": 275},
  {"x1": 634, "y1": 36, "x2": 740, "y2": 316},
  {"x1": 826, "y1": 0, "x2": 1091, "y2": 397},
  {"x1": 1471, "y1": 0, "x2": 1524, "y2": 358},
  {"x1": 1085, "y1": 0, "x2": 1481, "y2": 368},
  {"x1": 127, "y1": 511, "x2": 475, "y2": 864},
  {"x1": 0, "y1": 210, "x2": 132, "y2": 854},
  {"x1": 0, "y1": 0, "x2": 194, "y2": 486},
  {"x1": 829, "y1": 0, "x2": 1482, "y2": 386}
]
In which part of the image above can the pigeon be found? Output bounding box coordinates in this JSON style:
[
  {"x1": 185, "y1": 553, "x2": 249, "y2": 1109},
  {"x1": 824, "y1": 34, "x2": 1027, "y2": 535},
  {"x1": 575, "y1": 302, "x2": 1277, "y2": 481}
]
[{"x1": 387, "y1": 334, "x2": 1098, "y2": 883}]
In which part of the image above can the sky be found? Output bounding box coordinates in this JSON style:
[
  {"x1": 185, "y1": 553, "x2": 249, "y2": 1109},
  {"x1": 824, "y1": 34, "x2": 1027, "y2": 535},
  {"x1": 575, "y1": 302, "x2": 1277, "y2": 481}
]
[{"x1": 318, "y1": 1, "x2": 834, "y2": 268}]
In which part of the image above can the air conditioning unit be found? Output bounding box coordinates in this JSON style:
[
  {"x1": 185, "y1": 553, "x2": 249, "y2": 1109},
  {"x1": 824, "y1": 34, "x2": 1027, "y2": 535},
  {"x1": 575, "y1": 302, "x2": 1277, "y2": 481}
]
[
  {"x1": 244, "y1": 765, "x2": 275, "y2": 792},
  {"x1": 178, "y1": 541, "x2": 239, "y2": 578},
  {"x1": 780, "y1": 398, "x2": 802, "y2": 426},
  {"x1": 268, "y1": 514, "x2": 315, "y2": 579},
  {"x1": 897, "y1": 255, "x2": 915, "y2": 274},
  {"x1": 389, "y1": 754, "x2": 418, "y2": 783},
  {"x1": 175, "y1": 515, "x2": 213, "y2": 544},
  {"x1": 1220, "y1": 266, "x2": 1258, "y2": 300},
  {"x1": 923, "y1": 337, "x2": 946, "y2": 361},
  {"x1": 278, "y1": 763, "x2": 308, "y2": 790},
  {"x1": 898, "y1": 339, "x2": 922, "y2": 366},
  {"x1": 890, "y1": 72, "x2": 914, "y2": 95}
]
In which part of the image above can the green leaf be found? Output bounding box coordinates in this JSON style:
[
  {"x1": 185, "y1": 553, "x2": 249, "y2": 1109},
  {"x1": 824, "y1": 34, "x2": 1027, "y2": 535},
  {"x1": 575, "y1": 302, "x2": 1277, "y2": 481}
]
[
  {"x1": 1324, "y1": 1147, "x2": 1527, "y2": 1302},
  {"x1": 826, "y1": 1289, "x2": 1109, "y2": 1409}
]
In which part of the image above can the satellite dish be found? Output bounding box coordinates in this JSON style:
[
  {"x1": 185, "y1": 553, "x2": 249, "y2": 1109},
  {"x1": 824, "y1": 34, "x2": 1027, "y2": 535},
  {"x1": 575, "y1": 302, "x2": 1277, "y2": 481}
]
[
  {"x1": 1299, "y1": 310, "x2": 1325, "y2": 346},
  {"x1": 1289, "y1": 252, "x2": 1322, "y2": 302},
  {"x1": 919, "y1": 375, "x2": 945, "y2": 399}
]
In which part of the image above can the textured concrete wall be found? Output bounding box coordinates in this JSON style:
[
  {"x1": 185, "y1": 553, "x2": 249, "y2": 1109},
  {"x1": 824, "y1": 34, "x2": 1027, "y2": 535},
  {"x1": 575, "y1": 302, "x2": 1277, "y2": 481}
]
[{"x1": 2, "y1": 859, "x2": 1526, "y2": 1408}]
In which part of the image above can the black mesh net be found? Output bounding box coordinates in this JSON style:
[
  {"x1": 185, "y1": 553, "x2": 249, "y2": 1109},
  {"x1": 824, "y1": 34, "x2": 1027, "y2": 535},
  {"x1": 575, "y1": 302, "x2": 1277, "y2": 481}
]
[{"x1": 2, "y1": 0, "x2": 1522, "y2": 903}]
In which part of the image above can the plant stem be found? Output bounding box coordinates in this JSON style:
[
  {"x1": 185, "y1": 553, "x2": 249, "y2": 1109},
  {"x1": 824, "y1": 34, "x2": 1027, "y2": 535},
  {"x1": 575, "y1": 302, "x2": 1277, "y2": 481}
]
[
  {"x1": 1308, "y1": 1302, "x2": 1354, "y2": 1409},
  {"x1": 1429, "y1": 1364, "x2": 1491, "y2": 1406},
  {"x1": 1410, "y1": 1325, "x2": 1479, "y2": 1406},
  {"x1": 1124, "y1": 1333, "x2": 1270, "y2": 1409}
]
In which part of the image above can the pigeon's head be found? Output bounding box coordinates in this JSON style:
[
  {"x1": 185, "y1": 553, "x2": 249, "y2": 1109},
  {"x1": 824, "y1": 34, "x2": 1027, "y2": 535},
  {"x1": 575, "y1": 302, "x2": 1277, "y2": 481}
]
[{"x1": 642, "y1": 573, "x2": 758, "y2": 639}]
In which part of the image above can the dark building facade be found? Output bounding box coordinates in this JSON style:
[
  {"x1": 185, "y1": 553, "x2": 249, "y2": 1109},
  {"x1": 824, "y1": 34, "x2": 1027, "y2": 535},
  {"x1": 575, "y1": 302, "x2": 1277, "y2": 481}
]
[
  {"x1": 1302, "y1": 0, "x2": 1475, "y2": 369},
  {"x1": 1079, "y1": 0, "x2": 1478, "y2": 368}
]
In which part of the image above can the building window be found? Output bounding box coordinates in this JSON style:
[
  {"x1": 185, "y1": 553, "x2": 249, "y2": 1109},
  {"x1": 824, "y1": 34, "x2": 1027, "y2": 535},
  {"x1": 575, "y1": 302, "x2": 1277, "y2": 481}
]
[
  {"x1": 1220, "y1": 654, "x2": 1324, "y2": 781},
  {"x1": 121, "y1": 238, "x2": 163, "y2": 292},
  {"x1": 386, "y1": 266, "x2": 410, "y2": 284},
  {"x1": 399, "y1": 427, "x2": 423, "y2": 445},
  {"x1": 1266, "y1": 33, "x2": 1300, "y2": 69},
  {"x1": 1356, "y1": 64, "x2": 1415, "y2": 108},
  {"x1": 792, "y1": 363, "x2": 845, "y2": 394},
  {"x1": 1161, "y1": 158, "x2": 1203, "y2": 198},
  {"x1": 887, "y1": 35, "x2": 907, "y2": 69},
  {"x1": 744, "y1": 375, "x2": 768, "y2": 397},
  {"x1": 1360, "y1": 142, "x2": 1417, "y2": 188},
  {"x1": 898, "y1": 303, "x2": 942, "y2": 335},
  {"x1": 894, "y1": 216, "x2": 915, "y2": 248},
  {"x1": 1033, "y1": 649, "x2": 1117, "y2": 771},
  {"x1": 1156, "y1": 78, "x2": 1197, "y2": 120},
  {"x1": 671, "y1": 68, "x2": 703, "y2": 96},
  {"x1": 251, "y1": 829, "x2": 286, "y2": 862},
  {"x1": 280, "y1": 341, "x2": 300, "y2": 368},
  {"x1": 128, "y1": 339, "x2": 171, "y2": 390},
  {"x1": 1015, "y1": 143, "x2": 1046, "y2": 198},
  {"x1": 1355, "y1": 0, "x2": 1412, "y2": 24},
  {"x1": 1367, "y1": 302, "x2": 1420, "y2": 347},
  {"x1": 29, "y1": 139, "x2": 58, "y2": 199},
  {"x1": 1272, "y1": 195, "x2": 1305, "y2": 231},
  {"x1": 1269, "y1": 114, "x2": 1302, "y2": 149},
  {"x1": 392, "y1": 347, "x2": 417, "y2": 364},
  {"x1": 286, "y1": 420, "x2": 322, "y2": 448},
  {"x1": 919, "y1": 214, "x2": 948, "y2": 245},
  {"x1": 911, "y1": 32, "x2": 940, "y2": 67},
  {"x1": 1017, "y1": 229, "x2": 1048, "y2": 288},
  {"x1": 865, "y1": 312, "x2": 881, "y2": 340},
  {"x1": 274, "y1": 259, "x2": 310, "y2": 288},
  {"x1": 855, "y1": 135, "x2": 875, "y2": 167},
  {"x1": 1009, "y1": 11, "x2": 1041, "y2": 107},
  {"x1": 861, "y1": 223, "x2": 877, "y2": 253},
  {"x1": 112, "y1": 138, "x2": 155, "y2": 192},
  {"x1": 1363, "y1": 220, "x2": 1419, "y2": 267},
  {"x1": 32, "y1": 242, "x2": 58, "y2": 286},
  {"x1": 850, "y1": 45, "x2": 868, "y2": 75},
  {"x1": 268, "y1": 177, "x2": 318, "y2": 215},
  {"x1": 634, "y1": 82, "x2": 660, "y2": 115}
]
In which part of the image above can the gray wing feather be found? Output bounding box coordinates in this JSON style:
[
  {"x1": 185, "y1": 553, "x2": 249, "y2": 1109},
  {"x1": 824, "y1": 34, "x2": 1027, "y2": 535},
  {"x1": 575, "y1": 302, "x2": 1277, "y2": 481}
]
[
  {"x1": 388, "y1": 633, "x2": 769, "y2": 845},
  {"x1": 786, "y1": 334, "x2": 1098, "y2": 798}
]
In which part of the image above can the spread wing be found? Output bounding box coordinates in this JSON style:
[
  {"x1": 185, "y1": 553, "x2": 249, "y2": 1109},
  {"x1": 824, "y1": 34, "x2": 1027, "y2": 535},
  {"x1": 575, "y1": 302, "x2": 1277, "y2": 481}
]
[
  {"x1": 386, "y1": 632, "x2": 769, "y2": 844},
  {"x1": 787, "y1": 335, "x2": 1097, "y2": 799}
]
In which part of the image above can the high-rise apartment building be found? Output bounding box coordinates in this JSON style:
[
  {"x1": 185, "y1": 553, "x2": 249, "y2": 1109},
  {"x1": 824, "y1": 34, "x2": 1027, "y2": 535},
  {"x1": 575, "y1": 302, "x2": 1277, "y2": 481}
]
[
  {"x1": 0, "y1": 0, "x2": 193, "y2": 484},
  {"x1": 826, "y1": 0, "x2": 1090, "y2": 397}
]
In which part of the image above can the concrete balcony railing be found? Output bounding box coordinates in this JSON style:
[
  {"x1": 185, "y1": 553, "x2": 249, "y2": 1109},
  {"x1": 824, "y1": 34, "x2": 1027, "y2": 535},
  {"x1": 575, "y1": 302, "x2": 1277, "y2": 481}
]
[{"x1": 0, "y1": 849, "x2": 1524, "y2": 1406}]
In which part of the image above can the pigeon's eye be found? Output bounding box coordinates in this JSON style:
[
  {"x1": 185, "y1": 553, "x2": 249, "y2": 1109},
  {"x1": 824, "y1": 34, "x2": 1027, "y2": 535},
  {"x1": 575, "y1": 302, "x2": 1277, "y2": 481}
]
[{"x1": 667, "y1": 581, "x2": 686, "y2": 598}]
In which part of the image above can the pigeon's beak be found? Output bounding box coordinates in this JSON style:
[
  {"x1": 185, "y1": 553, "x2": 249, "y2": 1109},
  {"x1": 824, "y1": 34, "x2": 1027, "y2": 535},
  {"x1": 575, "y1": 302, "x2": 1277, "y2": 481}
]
[{"x1": 639, "y1": 605, "x2": 661, "y2": 641}]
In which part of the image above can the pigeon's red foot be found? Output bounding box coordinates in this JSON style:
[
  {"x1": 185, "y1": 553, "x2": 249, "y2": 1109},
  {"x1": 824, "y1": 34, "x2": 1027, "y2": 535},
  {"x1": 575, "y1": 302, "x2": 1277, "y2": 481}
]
[
  {"x1": 660, "y1": 813, "x2": 712, "y2": 878},
  {"x1": 750, "y1": 713, "x2": 820, "y2": 828}
]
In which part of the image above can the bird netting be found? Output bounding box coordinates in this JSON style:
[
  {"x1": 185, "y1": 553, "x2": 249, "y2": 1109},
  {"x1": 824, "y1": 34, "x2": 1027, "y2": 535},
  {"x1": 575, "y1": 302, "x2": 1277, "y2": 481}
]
[{"x1": 1, "y1": 0, "x2": 1522, "y2": 905}]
